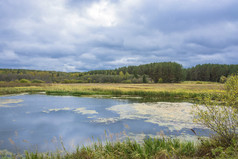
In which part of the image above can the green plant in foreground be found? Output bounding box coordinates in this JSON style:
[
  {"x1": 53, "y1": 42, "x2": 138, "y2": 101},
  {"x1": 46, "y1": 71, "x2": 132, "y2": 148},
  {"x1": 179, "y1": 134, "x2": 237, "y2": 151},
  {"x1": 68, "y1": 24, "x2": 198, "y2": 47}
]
[
  {"x1": 193, "y1": 74, "x2": 238, "y2": 157},
  {"x1": 0, "y1": 138, "x2": 197, "y2": 159},
  {"x1": 65, "y1": 138, "x2": 197, "y2": 159}
]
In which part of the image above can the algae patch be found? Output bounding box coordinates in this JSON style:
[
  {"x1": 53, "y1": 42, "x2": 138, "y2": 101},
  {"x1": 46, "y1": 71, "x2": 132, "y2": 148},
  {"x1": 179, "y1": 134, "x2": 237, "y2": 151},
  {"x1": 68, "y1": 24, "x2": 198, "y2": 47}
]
[
  {"x1": 93, "y1": 102, "x2": 205, "y2": 132},
  {"x1": 42, "y1": 107, "x2": 71, "y2": 113},
  {"x1": 42, "y1": 107, "x2": 98, "y2": 115},
  {"x1": 0, "y1": 99, "x2": 23, "y2": 107},
  {"x1": 92, "y1": 117, "x2": 121, "y2": 124},
  {"x1": 74, "y1": 108, "x2": 98, "y2": 115}
]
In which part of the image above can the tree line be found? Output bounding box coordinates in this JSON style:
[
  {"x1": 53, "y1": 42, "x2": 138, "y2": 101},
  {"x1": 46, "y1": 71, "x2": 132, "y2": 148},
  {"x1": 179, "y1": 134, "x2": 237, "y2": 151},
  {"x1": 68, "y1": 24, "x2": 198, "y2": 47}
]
[
  {"x1": 186, "y1": 64, "x2": 238, "y2": 82},
  {"x1": 0, "y1": 62, "x2": 238, "y2": 83}
]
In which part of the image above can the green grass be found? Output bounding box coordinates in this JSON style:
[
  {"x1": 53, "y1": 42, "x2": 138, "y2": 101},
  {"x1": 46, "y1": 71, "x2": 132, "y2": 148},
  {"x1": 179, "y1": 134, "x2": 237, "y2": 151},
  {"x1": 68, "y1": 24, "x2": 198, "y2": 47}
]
[
  {"x1": 0, "y1": 82, "x2": 224, "y2": 102},
  {"x1": 45, "y1": 88, "x2": 221, "y2": 103},
  {"x1": 0, "y1": 138, "x2": 198, "y2": 159},
  {"x1": 1, "y1": 137, "x2": 237, "y2": 158}
]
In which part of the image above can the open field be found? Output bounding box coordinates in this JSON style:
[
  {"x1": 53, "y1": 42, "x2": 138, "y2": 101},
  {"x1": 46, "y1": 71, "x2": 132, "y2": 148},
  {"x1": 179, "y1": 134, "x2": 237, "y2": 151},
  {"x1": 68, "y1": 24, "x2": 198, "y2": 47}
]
[{"x1": 0, "y1": 82, "x2": 225, "y2": 102}]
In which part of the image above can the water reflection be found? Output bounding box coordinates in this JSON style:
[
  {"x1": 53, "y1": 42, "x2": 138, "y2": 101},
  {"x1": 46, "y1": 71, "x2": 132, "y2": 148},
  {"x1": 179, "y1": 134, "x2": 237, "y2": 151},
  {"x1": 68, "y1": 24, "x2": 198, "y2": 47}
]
[{"x1": 0, "y1": 94, "x2": 210, "y2": 153}]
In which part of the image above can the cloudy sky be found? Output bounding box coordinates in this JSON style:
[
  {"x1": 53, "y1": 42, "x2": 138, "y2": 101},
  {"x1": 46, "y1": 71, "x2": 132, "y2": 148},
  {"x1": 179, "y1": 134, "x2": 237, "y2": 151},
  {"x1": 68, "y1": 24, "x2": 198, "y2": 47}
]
[{"x1": 0, "y1": 0, "x2": 238, "y2": 72}]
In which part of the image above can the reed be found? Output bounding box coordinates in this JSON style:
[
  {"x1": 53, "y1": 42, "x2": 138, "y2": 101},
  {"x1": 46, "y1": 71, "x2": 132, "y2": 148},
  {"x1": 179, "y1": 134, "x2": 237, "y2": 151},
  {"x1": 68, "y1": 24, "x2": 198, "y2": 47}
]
[
  {"x1": 1, "y1": 137, "x2": 196, "y2": 159},
  {"x1": 1, "y1": 137, "x2": 234, "y2": 158},
  {"x1": 1, "y1": 82, "x2": 224, "y2": 102}
]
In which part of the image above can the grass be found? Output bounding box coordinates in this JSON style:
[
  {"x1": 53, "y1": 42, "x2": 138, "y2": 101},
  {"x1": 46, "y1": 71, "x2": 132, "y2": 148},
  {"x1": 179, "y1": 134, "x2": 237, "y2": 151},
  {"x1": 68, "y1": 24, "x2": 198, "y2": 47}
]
[
  {"x1": 0, "y1": 137, "x2": 198, "y2": 159},
  {"x1": 1, "y1": 137, "x2": 237, "y2": 158},
  {"x1": 0, "y1": 82, "x2": 225, "y2": 102},
  {"x1": 0, "y1": 82, "x2": 43, "y2": 87},
  {"x1": 2, "y1": 137, "x2": 237, "y2": 159}
]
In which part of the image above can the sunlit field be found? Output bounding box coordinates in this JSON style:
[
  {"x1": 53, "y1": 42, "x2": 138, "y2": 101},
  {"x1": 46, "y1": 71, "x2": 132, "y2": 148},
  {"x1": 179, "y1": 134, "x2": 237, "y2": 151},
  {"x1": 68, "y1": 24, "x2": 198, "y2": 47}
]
[{"x1": 0, "y1": 82, "x2": 224, "y2": 102}]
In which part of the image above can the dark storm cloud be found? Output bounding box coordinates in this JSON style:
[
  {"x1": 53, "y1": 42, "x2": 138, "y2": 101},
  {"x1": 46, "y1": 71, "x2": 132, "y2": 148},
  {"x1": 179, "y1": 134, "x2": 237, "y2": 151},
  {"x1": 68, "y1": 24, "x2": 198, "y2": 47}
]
[
  {"x1": 0, "y1": 0, "x2": 238, "y2": 71},
  {"x1": 135, "y1": 0, "x2": 238, "y2": 33}
]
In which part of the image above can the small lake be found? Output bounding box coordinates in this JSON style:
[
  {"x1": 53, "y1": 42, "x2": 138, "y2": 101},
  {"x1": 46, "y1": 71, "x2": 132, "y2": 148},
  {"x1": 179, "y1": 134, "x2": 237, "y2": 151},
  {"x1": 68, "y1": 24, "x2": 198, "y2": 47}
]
[{"x1": 0, "y1": 94, "x2": 210, "y2": 153}]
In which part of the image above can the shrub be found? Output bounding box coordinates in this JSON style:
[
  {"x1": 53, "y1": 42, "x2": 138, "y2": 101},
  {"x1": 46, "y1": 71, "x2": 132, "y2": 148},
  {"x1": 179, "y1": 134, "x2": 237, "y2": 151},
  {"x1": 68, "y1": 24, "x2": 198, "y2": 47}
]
[
  {"x1": 32, "y1": 79, "x2": 45, "y2": 83},
  {"x1": 158, "y1": 78, "x2": 163, "y2": 83},
  {"x1": 19, "y1": 79, "x2": 31, "y2": 83},
  {"x1": 76, "y1": 80, "x2": 84, "y2": 83},
  {"x1": 219, "y1": 75, "x2": 227, "y2": 83},
  {"x1": 193, "y1": 74, "x2": 238, "y2": 147},
  {"x1": 122, "y1": 80, "x2": 132, "y2": 83},
  {"x1": 196, "y1": 81, "x2": 202, "y2": 84}
]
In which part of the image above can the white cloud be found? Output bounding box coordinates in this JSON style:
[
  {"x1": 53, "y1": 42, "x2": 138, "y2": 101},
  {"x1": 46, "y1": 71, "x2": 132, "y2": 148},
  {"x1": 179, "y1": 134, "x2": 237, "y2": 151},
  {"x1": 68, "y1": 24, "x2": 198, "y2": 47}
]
[
  {"x1": 0, "y1": 0, "x2": 238, "y2": 71},
  {"x1": 86, "y1": 0, "x2": 118, "y2": 27},
  {"x1": 80, "y1": 53, "x2": 96, "y2": 60},
  {"x1": 106, "y1": 57, "x2": 140, "y2": 66},
  {"x1": 0, "y1": 50, "x2": 18, "y2": 60}
]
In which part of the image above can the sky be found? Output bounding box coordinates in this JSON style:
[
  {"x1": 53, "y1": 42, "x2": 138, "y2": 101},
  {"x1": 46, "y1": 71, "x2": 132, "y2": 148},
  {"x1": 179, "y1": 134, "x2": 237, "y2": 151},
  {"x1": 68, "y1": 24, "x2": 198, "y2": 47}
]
[{"x1": 0, "y1": 0, "x2": 238, "y2": 72}]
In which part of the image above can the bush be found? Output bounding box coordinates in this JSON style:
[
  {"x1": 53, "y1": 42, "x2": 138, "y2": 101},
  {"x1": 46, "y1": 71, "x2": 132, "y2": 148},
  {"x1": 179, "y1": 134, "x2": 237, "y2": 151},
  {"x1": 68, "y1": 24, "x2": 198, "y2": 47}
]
[
  {"x1": 225, "y1": 75, "x2": 238, "y2": 97},
  {"x1": 193, "y1": 74, "x2": 238, "y2": 147},
  {"x1": 158, "y1": 78, "x2": 163, "y2": 83},
  {"x1": 76, "y1": 80, "x2": 84, "y2": 83},
  {"x1": 32, "y1": 79, "x2": 45, "y2": 83},
  {"x1": 195, "y1": 81, "x2": 202, "y2": 84},
  {"x1": 122, "y1": 80, "x2": 132, "y2": 83},
  {"x1": 219, "y1": 75, "x2": 227, "y2": 83},
  {"x1": 19, "y1": 79, "x2": 31, "y2": 83}
]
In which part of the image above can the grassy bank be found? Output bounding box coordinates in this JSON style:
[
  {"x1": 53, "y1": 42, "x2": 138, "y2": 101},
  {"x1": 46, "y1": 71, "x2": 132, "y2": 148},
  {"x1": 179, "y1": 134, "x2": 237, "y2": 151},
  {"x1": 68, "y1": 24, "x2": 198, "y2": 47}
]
[
  {"x1": 0, "y1": 82, "x2": 224, "y2": 102},
  {"x1": 1, "y1": 137, "x2": 237, "y2": 159},
  {"x1": 0, "y1": 138, "x2": 205, "y2": 159}
]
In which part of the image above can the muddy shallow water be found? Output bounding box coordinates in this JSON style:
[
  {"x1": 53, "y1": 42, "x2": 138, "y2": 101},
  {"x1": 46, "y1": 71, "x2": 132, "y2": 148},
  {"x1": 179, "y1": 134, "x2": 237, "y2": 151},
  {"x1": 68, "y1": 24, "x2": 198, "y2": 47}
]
[{"x1": 0, "y1": 94, "x2": 210, "y2": 153}]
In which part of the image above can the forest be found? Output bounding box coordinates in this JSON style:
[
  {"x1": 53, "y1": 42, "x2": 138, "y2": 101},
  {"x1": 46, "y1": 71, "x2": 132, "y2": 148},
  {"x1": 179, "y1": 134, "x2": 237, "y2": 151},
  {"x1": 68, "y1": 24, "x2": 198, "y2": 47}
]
[{"x1": 0, "y1": 62, "x2": 238, "y2": 84}]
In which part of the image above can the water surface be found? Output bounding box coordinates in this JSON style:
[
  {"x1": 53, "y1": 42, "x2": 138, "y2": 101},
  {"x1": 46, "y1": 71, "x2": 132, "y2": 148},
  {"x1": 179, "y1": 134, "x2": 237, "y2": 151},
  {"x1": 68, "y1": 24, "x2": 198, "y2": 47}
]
[{"x1": 0, "y1": 94, "x2": 209, "y2": 153}]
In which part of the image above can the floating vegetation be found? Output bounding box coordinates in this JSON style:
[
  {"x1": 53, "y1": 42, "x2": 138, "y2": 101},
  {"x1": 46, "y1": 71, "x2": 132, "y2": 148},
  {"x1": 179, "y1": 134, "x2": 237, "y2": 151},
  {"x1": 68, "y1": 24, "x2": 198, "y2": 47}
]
[
  {"x1": 73, "y1": 107, "x2": 98, "y2": 115},
  {"x1": 42, "y1": 107, "x2": 71, "y2": 113},
  {"x1": 0, "y1": 99, "x2": 23, "y2": 107},
  {"x1": 93, "y1": 102, "x2": 206, "y2": 132},
  {"x1": 91, "y1": 117, "x2": 121, "y2": 124},
  {"x1": 42, "y1": 107, "x2": 98, "y2": 115}
]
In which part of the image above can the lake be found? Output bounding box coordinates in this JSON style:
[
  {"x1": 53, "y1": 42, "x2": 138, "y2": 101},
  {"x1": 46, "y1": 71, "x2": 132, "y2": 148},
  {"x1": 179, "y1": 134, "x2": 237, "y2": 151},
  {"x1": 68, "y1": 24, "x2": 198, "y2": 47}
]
[{"x1": 0, "y1": 94, "x2": 210, "y2": 153}]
